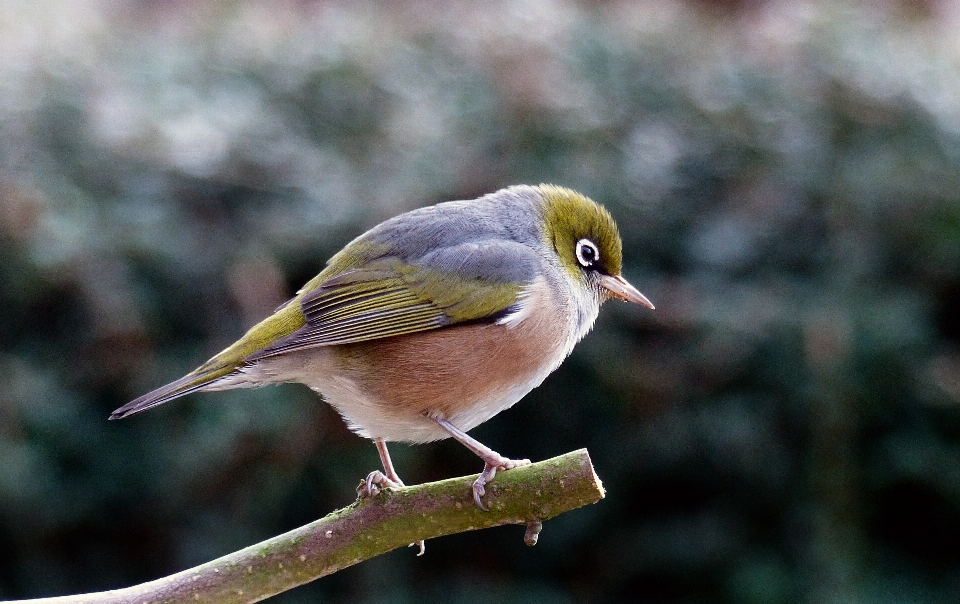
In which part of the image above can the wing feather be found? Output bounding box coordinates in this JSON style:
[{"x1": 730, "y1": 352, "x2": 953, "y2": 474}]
[{"x1": 248, "y1": 241, "x2": 539, "y2": 360}]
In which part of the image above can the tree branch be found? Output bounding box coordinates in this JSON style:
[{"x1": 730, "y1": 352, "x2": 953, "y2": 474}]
[{"x1": 16, "y1": 449, "x2": 604, "y2": 604}]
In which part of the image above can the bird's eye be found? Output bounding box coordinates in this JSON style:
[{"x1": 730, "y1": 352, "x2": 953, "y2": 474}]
[{"x1": 575, "y1": 239, "x2": 600, "y2": 268}]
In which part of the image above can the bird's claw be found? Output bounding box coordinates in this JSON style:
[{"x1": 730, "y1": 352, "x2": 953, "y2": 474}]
[
  {"x1": 361, "y1": 470, "x2": 404, "y2": 498},
  {"x1": 472, "y1": 457, "x2": 531, "y2": 511},
  {"x1": 361, "y1": 470, "x2": 423, "y2": 555}
]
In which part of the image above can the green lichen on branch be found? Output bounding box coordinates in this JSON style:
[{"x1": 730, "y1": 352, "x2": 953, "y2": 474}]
[{"x1": 15, "y1": 449, "x2": 604, "y2": 604}]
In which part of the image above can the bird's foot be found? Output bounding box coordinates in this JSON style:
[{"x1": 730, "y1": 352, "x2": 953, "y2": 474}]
[
  {"x1": 359, "y1": 470, "x2": 425, "y2": 555},
  {"x1": 360, "y1": 470, "x2": 405, "y2": 498},
  {"x1": 472, "y1": 455, "x2": 531, "y2": 511},
  {"x1": 423, "y1": 414, "x2": 531, "y2": 511},
  {"x1": 365, "y1": 438, "x2": 425, "y2": 554}
]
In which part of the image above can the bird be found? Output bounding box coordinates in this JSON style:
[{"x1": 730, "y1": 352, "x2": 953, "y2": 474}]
[{"x1": 110, "y1": 184, "x2": 654, "y2": 513}]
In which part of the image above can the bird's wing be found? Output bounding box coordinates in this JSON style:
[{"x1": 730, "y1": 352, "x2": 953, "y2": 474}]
[
  {"x1": 109, "y1": 240, "x2": 538, "y2": 419},
  {"x1": 247, "y1": 239, "x2": 539, "y2": 359}
]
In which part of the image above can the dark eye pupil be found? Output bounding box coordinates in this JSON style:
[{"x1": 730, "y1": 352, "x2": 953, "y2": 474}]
[{"x1": 582, "y1": 246, "x2": 595, "y2": 261}]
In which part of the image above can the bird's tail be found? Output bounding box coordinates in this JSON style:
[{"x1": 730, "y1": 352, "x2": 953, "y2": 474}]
[
  {"x1": 110, "y1": 297, "x2": 307, "y2": 420},
  {"x1": 108, "y1": 362, "x2": 236, "y2": 420}
]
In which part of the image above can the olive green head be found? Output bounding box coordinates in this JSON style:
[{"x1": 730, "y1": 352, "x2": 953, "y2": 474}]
[
  {"x1": 537, "y1": 184, "x2": 653, "y2": 308},
  {"x1": 538, "y1": 184, "x2": 623, "y2": 277}
]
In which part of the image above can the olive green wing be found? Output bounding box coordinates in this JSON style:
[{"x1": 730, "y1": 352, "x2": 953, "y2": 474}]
[{"x1": 248, "y1": 240, "x2": 536, "y2": 359}]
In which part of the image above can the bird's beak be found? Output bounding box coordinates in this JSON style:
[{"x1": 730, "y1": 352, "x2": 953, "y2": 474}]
[{"x1": 599, "y1": 274, "x2": 655, "y2": 309}]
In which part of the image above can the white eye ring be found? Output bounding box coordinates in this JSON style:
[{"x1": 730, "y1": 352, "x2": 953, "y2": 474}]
[{"x1": 575, "y1": 239, "x2": 600, "y2": 268}]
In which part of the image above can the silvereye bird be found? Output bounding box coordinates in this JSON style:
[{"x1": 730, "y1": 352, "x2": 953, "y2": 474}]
[{"x1": 110, "y1": 184, "x2": 654, "y2": 510}]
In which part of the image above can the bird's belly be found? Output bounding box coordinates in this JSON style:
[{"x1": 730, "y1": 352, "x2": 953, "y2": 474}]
[{"x1": 259, "y1": 317, "x2": 569, "y2": 443}]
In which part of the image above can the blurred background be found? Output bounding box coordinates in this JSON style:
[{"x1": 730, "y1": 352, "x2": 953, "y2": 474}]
[{"x1": 2, "y1": 0, "x2": 960, "y2": 602}]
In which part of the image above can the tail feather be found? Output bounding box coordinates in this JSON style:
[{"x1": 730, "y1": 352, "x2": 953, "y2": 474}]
[
  {"x1": 111, "y1": 296, "x2": 307, "y2": 420},
  {"x1": 109, "y1": 365, "x2": 235, "y2": 420}
]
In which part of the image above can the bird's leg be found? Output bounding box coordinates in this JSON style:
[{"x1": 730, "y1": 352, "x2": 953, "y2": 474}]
[
  {"x1": 428, "y1": 415, "x2": 531, "y2": 511},
  {"x1": 363, "y1": 438, "x2": 425, "y2": 555},
  {"x1": 364, "y1": 437, "x2": 405, "y2": 496}
]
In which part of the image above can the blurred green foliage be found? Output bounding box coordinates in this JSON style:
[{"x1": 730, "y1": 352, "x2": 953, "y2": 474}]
[{"x1": 2, "y1": 1, "x2": 960, "y2": 602}]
